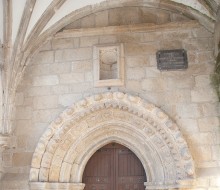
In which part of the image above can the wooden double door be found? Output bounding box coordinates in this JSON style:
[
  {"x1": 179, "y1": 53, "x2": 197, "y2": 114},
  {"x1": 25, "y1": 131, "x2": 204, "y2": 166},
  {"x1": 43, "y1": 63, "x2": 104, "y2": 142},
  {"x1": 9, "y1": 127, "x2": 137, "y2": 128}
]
[{"x1": 82, "y1": 143, "x2": 146, "y2": 190}]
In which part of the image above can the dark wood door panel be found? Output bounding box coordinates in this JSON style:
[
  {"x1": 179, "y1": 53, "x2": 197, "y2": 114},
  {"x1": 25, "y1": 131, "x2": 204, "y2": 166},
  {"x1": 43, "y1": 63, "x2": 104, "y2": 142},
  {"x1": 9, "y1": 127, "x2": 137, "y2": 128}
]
[
  {"x1": 83, "y1": 148, "x2": 114, "y2": 190},
  {"x1": 83, "y1": 143, "x2": 146, "y2": 190}
]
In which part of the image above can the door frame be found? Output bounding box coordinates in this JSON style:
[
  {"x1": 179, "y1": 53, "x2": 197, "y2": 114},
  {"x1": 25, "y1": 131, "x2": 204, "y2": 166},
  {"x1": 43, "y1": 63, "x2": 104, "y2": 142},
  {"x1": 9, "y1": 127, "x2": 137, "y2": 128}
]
[{"x1": 82, "y1": 143, "x2": 147, "y2": 190}]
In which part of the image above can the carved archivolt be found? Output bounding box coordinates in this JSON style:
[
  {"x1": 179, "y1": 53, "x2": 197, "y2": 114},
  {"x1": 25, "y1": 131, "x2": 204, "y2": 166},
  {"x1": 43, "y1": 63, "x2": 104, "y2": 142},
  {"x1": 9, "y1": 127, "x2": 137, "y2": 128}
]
[{"x1": 30, "y1": 92, "x2": 194, "y2": 189}]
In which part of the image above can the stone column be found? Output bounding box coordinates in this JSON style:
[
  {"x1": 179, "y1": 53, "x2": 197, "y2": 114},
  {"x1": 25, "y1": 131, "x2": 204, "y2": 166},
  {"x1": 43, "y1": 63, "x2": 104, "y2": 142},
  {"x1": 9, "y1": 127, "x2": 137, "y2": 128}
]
[
  {"x1": 0, "y1": 40, "x2": 3, "y2": 134},
  {"x1": 214, "y1": 8, "x2": 220, "y2": 58},
  {"x1": 0, "y1": 135, "x2": 10, "y2": 180}
]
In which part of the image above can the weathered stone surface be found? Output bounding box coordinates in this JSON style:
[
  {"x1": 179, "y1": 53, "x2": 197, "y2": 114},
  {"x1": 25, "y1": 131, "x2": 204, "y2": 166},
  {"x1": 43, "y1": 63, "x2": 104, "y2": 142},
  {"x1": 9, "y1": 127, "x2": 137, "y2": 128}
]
[
  {"x1": 178, "y1": 119, "x2": 199, "y2": 133},
  {"x1": 55, "y1": 48, "x2": 92, "y2": 62},
  {"x1": 25, "y1": 64, "x2": 50, "y2": 76},
  {"x1": 126, "y1": 56, "x2": 150, "y2": 68},
  {"x1": 80, "y1": 36, "x2": 99, "y2": 47},
  {"x1": 198, "y1": 117, "x2": 220, "y2": 132},
  {"x1": 26, "y1": 86, "x2": 51, "y2": 97},
  {"x1": 15, "y1": 106, "x2": 33, "y2": 120},
  {"x1": 145, "y1": 67, "x2": 161, "y2": 78},
  {"x1": 12, "y1": 152, "x2": 33, "y2": 166},
  {"x1": 72, "y1": 60, "x2": 92, "y2": 72},
  {"x1": 49, "y1": 62, "x2": 72, "y2": 74},
  {"x1": 15, "y1": 93, "x2": 24, "y2": 106},
  {"x1": 52, "y1": 38, "x2": 79, "y2": 49},
  {"x1": 195, "y1": 75, "x2": 211, "y2": 87},
  {"x1": 201, "y1": 103, "x2": 220, "y2": 117},
  {"x1": 126, "y1": 68, "x2": 145, "y2": 80},
  {"x1": 81, "y1": 14, "x2": 95, "y2": 28},
  {"x1": 124, "y1": 43, "x2": 158, "y2": 56},
  {"x1": 164, "y1": 90, "x2": 191, "y2": 104},
  {"x1": 126, "y1": 80, "x2": 142, "y2": 92},
  {"x1": 59, "y1": 73, "x2": 84, "y2": 84},
  {"x1": 9, "y1": 15, "x2": 220, "y2": 190},
  {"x1": 32, "y1": 75, "x2": 59, "y2": 86},
  {"x1": 176, "y1": 104, "x2": 202, "y2": 118},
  {"x1": 58, "y1": 94, "x2": 83, "y2": 107},
  {"x1": 99, "y1": 35, "x2": 118, "y2": 44},
  {"x1": 33, "y1": 109, "x2": 60, "y2": 123},
  {"x1": 32, "y1": 51, "x2": 54, "y2": 64},
  {"x1": 191, "y1": 88, "x2": 218, "y2": 102},
  {"x1": 192, "y1": 145, "x2": 212, "y2": 161},
  {"x1": 33, "y1": 96, "x2": 58, "y2": 109},
  {"x1": 141, "y1": 78, "x2": 167, "y2": 92},
  {"x1": 109, "y1": 7, "x2": 141, "y2": 26},
  {"x1": 95, "y1": 11, "x2": 108, "y2": 27},
  {"x1": 212, "y1": 145, "x2": 220, "y2": 160}
]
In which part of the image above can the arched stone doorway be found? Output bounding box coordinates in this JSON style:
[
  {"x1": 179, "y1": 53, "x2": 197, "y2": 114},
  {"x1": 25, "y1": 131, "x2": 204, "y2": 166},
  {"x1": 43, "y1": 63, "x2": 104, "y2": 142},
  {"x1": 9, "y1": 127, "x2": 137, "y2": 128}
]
[
  {"x1": 29, "y1": 92, "x2": 194, "y2": 190},
  {"x1": 82, "y1": 143, "x2": 147, "y2": 190}
]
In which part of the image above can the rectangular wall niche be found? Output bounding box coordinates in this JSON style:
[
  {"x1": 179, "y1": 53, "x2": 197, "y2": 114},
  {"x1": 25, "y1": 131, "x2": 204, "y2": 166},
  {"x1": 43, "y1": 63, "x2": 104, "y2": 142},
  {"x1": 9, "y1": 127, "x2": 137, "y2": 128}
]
[{"x1": 93, "y1": 44, "x2": 124, "y2": 87}]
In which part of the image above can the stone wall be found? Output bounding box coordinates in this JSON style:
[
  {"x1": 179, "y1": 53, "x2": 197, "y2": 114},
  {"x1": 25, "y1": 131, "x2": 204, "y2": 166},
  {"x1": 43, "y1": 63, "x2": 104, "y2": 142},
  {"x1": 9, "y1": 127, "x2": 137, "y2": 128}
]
[{"x1": 1, "y1": 12, "x2": 220, "y2": 190}]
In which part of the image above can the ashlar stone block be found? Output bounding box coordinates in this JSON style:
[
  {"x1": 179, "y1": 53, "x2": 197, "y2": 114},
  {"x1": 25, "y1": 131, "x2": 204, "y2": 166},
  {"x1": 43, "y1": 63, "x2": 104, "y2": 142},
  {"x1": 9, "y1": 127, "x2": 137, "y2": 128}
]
[
  {"x1": 126, "y1": 56, "x2": 149, "y2": 68},
  {"x1": 12, "y1": 152, "x2": 33, "y2": 166},
  {"x1": 33, "y1": 96, "x2": 58, "y2": 109},
  {"x1": 176, "y1": 104, "x2": 202, "y2": 118},
  {"x1": 81, "y1": 14, "x2": 95, "y2": 28},
  {"x1": 59, "y1": 94, "x2": 83, "y2": 107},
  {"x1": 95, "y1": 11, "x2": 109, "y2": 27},
  {"x1": 80, "y1": 36, "x2": 99, "y2": 47},
  {"x1": 126, "y1": 80, "x2": 142, "y2": 93},
  {"x1": 198, "y1": 117, "x2": 220, "y2": 132},
  {"x1": 195, "y1": 75, "x2": 211, "y2": 87},
  {"x1": 16, "y1": 106, "x2": 33, "y2": 120},
  {"x1": 50, "y1": 62, "x2": 72, "y2": 74},
  {"x1": 55, "y1": 48, "x2": 92, "y2": 62},
  {"x1": 26, "y1": 86, "x2": 51, "y2": 97},
  {"x1": 191, "y1": 88, "x2": 218, "y2": 103},
  {"x1": 52, "y1": 38, "x2": 78, "y2": 49},
  {"x1": 126, "y1": 68, "x2": 145, "y2": 80},
  {"x1": 141, "y1": 78, "x2": 167, "y2": 92},
  {"x1": 33, "y1": 75, "x2": 59, "y2": 86},
  {"x1": 59, "y1": 73, "x2": 84, "y2": 84},
  {"x1": 32, "y1": 51, "x2": 54, "y2": 64}
]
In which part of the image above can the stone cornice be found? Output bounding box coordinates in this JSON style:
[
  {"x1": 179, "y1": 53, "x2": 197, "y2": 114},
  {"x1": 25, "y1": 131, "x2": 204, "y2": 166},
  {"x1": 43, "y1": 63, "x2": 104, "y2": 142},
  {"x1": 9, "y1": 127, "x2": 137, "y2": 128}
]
[{"x1": 55, "y1": 20, "x2": 200, "y2": 39}]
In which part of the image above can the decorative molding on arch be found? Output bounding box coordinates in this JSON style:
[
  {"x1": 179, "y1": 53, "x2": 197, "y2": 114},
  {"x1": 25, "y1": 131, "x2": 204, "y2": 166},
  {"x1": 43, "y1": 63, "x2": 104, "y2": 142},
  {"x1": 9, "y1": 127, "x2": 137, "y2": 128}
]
[{"x1": 29, "y1": 92, "x2": 195, "y2": 189}]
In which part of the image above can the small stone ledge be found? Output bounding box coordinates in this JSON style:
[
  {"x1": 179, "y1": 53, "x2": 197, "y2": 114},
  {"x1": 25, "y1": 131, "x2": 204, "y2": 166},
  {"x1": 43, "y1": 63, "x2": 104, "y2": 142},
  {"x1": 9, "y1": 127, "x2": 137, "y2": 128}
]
[{"x1": 29, "y1": 182, "x2": 85, "y2": 190}]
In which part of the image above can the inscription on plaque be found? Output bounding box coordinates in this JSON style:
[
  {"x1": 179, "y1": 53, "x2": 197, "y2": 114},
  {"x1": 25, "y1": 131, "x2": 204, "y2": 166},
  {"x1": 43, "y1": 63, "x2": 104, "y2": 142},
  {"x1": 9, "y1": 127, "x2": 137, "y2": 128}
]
[{"x1": 156, "y1": 49, "x2": 188, "y2": 70}]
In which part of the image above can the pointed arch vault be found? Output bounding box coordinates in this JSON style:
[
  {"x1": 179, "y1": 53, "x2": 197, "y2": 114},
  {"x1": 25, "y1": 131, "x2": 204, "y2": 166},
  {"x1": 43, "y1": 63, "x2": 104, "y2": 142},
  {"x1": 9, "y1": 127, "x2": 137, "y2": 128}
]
[{"x1": 29, "y1": 92, "x2": 195, "y2": 190}]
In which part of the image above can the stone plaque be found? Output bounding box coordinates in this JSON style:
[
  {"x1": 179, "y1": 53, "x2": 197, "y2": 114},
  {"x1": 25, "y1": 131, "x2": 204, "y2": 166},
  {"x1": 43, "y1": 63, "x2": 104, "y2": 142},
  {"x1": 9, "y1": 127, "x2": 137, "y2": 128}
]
[{"x1": 156, "y1": 49, "x2": 188, "y2": 70}]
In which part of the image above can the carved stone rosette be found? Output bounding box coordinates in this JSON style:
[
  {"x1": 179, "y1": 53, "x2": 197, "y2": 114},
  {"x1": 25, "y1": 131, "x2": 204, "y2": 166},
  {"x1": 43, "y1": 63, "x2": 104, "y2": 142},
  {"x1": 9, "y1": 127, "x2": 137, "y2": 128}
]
[{"x1": 29, "y1": 92, "x2": 195, "y2": 190}]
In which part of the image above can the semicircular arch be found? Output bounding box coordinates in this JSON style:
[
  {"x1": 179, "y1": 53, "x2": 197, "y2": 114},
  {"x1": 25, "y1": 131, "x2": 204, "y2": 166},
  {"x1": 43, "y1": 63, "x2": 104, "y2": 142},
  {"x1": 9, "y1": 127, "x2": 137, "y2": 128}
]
[{"x1": 30, "y1": 92, "x2": 194, "y2": 189}]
